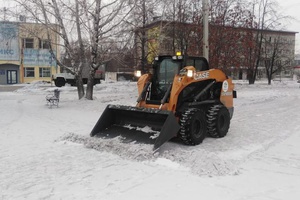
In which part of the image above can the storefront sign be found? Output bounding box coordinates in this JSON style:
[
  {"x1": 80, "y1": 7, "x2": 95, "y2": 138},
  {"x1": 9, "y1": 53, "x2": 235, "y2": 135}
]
[
  {"x1": 0, "y1": 23, "x2": 19, "y2": 61},
  {"x1": 23, "y1": 49, "x2": 56, "y2": 66}
]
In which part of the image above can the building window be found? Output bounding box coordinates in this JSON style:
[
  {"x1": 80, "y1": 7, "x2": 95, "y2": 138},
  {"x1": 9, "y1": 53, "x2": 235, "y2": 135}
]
[
  {"x1": 24, "y1": 67, "x2": 35, "y2": 77},
  {"x1": 22, "y1": 38, "x2": 34, "y2": 48},
  {"x1": 39, "y1": 39, "x2": 50, "y2": 49},
  {"x1": 39, "y1": 67, "x2": 51, "y2": 77}
]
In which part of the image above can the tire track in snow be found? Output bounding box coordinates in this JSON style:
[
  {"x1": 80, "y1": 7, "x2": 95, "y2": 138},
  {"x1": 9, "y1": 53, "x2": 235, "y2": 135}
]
[{"x1": 229, "y1": 90, "x2": 300, "y2": 164}]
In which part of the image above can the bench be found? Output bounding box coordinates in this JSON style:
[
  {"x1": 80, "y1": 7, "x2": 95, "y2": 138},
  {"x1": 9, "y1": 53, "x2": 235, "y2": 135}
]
[{"x1": 46, "y1": 89, "x2": 60, "y2": 107}]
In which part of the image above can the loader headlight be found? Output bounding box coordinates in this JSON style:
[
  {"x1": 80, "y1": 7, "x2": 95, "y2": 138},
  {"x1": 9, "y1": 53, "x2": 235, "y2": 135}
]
[
  {"x1": 187, "y1": 69, "x2": 194, "y2": 77},
  {"x1": 135, "y1": 70, "x2": 142, "y2": 77}
]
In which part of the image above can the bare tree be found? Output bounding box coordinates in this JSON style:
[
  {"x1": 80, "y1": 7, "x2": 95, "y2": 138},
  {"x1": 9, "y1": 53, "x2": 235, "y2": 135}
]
[
  {"x1": 15, "y1": 0, "x2": 133, "y2": 100},
  {"x1": 157, "y1": 0, "x2": 256, "y2": 68},
  {"x1": 247, "y1": 0, "x2": 288, "y2": 84},
  {"x1": 263, "y1": 35, "x2": 280, "y2": 84},
  {"x1": 161, "y1": 0, "x2": 197, "y2": 54},
  {"x1": 82, "y1": 0, "x2": 133, "y2": 99},
  {"x1": 209, "y1": 0, "x2": 255, "y2": 70},
  {"x1": 129, "y1": 0, "x2": 159, "y2": 73},
  {"x1": 262, "y1": 35, "x2": 293, "y2": 84}
]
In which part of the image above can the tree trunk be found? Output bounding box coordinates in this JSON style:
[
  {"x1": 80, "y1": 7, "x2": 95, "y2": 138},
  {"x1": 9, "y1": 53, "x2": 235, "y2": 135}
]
[
  {"x1": 248, "y1": 76, "x2": 255, "y2": 84},
  {"x1": 248, "y1": 69, "x2": 255, "y2": 84},
  {"x1": 75, "y1": 0, "x2": 86, "y2": 99},
  {"x1": 268, "y1": 77, "x2": 271, "y2": 85},
  {"x1": 266, "y1": 69, "x2": 271, "y2": 85},
  {"x1": 76, "y1": 74, "x2": 85, "y2": 99},
  {"x1": 140, "y1": 0, "x2": 147, "y2": 73},
  {"x1": 85, "y1": 0, "x2": 100, "y2": 100},
  {"x1": 86, "y1": 69, "x2": 95, "y2": 100}
]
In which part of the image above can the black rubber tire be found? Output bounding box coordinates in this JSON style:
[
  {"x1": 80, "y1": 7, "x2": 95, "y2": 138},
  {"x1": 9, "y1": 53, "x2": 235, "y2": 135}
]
[
  {"x1": 207, "y1": 104, "x2": 230, "y2": 138},
  {"x1": 179, "y1": 108, "x2": 207, "y2": 145},
  {"x1": 54, "y1": 77, "x2": 66, "y2": 87}
]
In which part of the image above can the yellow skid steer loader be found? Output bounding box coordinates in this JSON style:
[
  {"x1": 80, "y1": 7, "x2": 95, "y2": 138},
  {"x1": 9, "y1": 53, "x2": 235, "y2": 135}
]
[{"x1": 90, "y1": 54, "x2": 236, "y2": 150}]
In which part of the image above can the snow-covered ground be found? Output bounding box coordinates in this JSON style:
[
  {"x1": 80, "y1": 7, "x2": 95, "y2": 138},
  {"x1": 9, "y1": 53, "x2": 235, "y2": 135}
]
[{"x1": 1, "y1": 80, "x2": 300, "y2": 200}]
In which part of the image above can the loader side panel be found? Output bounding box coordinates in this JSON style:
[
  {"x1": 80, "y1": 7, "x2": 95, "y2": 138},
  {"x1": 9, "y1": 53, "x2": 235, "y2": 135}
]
[{"x1": 220, "y1": 78, "x2": 235, "y2": 109}]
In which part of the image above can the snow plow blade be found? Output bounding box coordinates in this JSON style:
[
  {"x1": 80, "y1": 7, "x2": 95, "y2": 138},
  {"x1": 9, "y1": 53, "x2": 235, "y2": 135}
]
[{"x1": 90, "y1": 104, "x2": 180, "y2": 150}]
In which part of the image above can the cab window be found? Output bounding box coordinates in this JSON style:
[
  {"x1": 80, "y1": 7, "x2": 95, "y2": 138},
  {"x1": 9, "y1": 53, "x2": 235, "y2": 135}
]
[{"x1": 158, "y1": 58, "x2": 180, "y2": 85}]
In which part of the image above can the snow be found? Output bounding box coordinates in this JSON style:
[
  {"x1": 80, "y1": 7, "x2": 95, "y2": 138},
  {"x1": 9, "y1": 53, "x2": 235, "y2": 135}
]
[{"x1": 1, "y1": 80, "x2": 300, "y2": 199}]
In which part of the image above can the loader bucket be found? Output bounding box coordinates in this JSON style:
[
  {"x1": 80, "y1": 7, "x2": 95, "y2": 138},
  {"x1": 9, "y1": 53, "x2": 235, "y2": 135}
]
[{"x1": 90, "y1": 104, "x2": 180, "y2": 150}]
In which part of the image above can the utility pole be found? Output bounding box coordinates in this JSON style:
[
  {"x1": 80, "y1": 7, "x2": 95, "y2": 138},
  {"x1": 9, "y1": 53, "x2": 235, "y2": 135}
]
[
  {"x1": 202, "y1": 0, "x2": 209, "y2": 62},
  {"x1": 141, "y1": 0, "x2": 146, "y2": 74}
]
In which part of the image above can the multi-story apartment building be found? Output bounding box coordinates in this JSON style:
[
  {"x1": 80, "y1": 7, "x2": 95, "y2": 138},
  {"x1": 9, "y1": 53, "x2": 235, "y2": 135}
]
[
  {"x1": 0, "y1": 21, "x2": 60, "y2": 85},
  {"x1": 134, "y1": 20, "x2": 297, "y2": 80}
]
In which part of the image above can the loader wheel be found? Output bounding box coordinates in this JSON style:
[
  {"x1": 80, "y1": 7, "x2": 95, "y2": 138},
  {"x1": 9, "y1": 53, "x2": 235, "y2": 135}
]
[
  {"x1": 179, "y1": 108, "x2": 207, "y2": 145},
  {"x1": 207, "y1": 104, "x2": 230, "y2": 138}
]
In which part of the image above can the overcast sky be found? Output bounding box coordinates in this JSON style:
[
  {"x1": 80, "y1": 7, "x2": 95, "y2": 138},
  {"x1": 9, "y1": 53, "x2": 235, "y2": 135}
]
[{"x1": 1, "y1": 0, "x2": 300, "y2": 53}]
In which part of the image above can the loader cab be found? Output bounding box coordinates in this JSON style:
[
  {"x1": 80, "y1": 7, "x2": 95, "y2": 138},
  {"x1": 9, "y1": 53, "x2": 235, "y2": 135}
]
[
  {"x1": 155, "y1": 56, "x2": 181, "y2": 88},
  {"x1": 149, "y1": 55, "x2": 209, "y2": 102},
  {"x1": 153, "y1": 55, "x2": 209, "y2": 70},
  {"x1": 185, "y1": 56, "x2": 209, "y2": 71}
]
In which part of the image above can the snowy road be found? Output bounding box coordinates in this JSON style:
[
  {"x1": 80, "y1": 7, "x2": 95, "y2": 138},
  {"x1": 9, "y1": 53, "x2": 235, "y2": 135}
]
[{"x1": 1, "y1": 81, "x2": 300, "y2": 199}]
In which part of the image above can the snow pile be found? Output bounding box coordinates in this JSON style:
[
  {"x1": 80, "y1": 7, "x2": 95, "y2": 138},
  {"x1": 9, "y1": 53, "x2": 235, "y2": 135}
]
[
  {"x1": 58, "y1": 132, "x2": 156, "y2": 161},
  {"x1": 58, "y1": 132, "x2": 239, "y2": 176}
]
